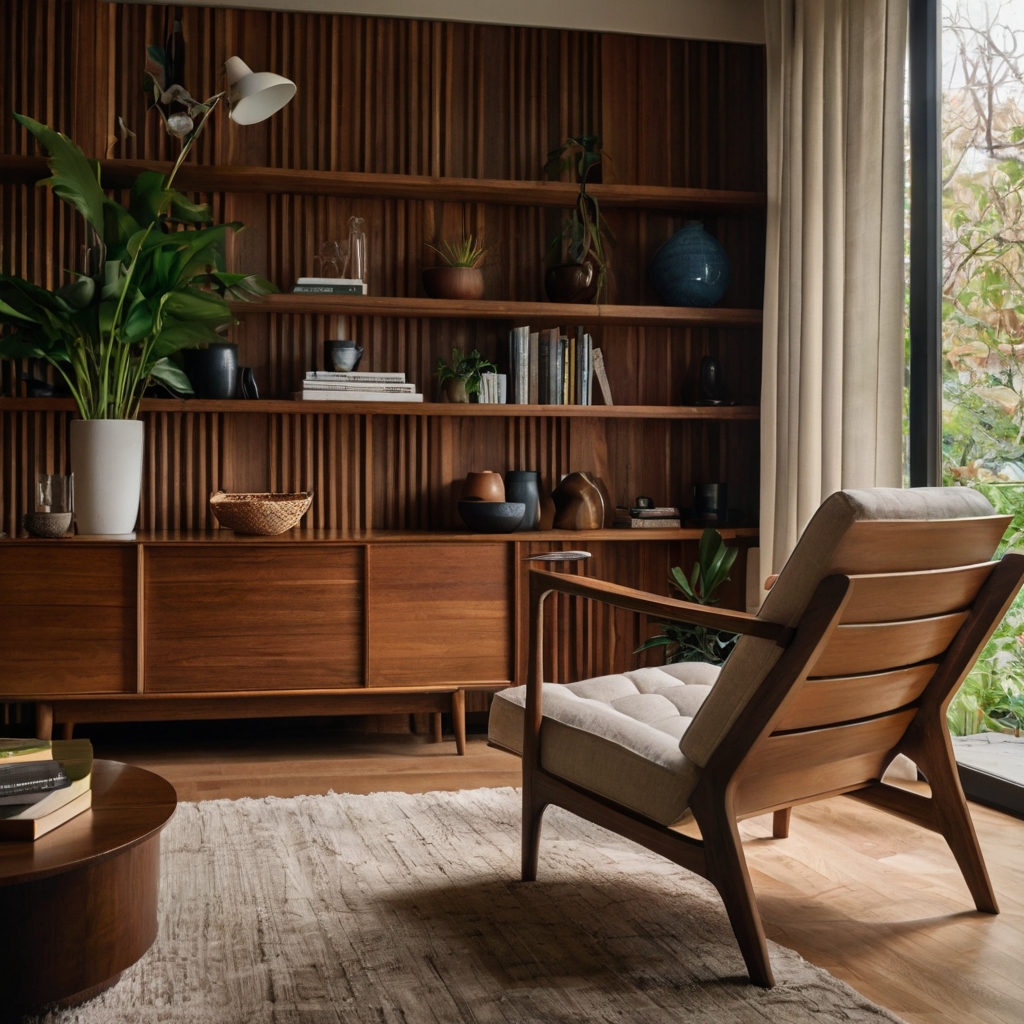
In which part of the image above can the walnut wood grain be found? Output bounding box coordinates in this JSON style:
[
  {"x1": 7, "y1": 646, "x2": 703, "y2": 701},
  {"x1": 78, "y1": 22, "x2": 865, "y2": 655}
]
[
  {"x1": 840, "y1": 562, "x2": 995, "y2": 624},
  {"x1": 0, "y1": 761, "x2": 176, "y2": 1011}
]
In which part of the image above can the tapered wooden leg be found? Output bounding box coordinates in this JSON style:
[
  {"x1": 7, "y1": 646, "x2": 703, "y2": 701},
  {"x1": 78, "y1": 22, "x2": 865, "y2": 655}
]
[
  {"x1": 431, "y1": 712, "x2": 443, "y2": 744},
  {"x1": 61, "y1": 722, "x2": 74, "y2": 741},
  {"x1": 521, "y1": 778, "x2": 548, "y2": 882},
  {"x1": 772, "y1": 808, "x2": 791, "y2": 839},
  {"x1": 915, "y1": 732, "x2": 999, "y2": 914},
  {"x1": 35, "y1": 702, "x2": 53, "y2": 742},
  {"x1": 451, "y1": 689, "x2": 466, "y2": 756},
  {"x1": 692, "y1": 793, "x2": 774, "y2": 987}
]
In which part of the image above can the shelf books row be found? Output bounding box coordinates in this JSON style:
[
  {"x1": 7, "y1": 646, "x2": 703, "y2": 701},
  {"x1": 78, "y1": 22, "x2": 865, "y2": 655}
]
[
  {"x1": 0, "y1": 737, "x2": 94, "y2": 840},
  {"x1": 295, "y1": 371, "x2": 424, "y2": 402},
  {"x1": 483, "y1": 327, "x2": 613, "y2": 406}
]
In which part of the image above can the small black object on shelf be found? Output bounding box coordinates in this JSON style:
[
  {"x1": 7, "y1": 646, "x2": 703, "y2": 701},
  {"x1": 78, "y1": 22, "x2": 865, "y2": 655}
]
[
  {"x1": 696, "y1": 356, "x2": 733, "y2": 406},
  {"x1": 634, "y1": 495, "x2": 654, "y2": 510},
  {"x1": 184, "y1": 343, "x2": 239, "y2": 399},
  {"x1": 239, "y1": 366, "x2": 259, "y2": 400}
]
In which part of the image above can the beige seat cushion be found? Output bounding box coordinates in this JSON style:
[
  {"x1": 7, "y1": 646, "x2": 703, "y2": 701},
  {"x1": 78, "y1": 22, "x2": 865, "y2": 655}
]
[{"x1": 488, "y1": 663, "x2": 718, "y2": 826}]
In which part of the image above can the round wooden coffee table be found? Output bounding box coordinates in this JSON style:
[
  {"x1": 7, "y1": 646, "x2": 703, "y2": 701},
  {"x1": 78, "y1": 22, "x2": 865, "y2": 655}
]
[{"x1": 0, "y1": 760, "x2": 176, "y2": 1012}]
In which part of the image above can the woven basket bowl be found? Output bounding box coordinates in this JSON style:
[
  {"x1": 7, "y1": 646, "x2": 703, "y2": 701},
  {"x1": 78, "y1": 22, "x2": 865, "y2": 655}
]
[{"x1": 209, "y1": 491, "x2": 313, "y2": 536}]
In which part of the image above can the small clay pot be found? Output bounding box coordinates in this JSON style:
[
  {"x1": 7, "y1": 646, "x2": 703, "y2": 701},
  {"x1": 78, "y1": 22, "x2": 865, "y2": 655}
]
[
  {"x1": 423, "y1": 267, "x2": 485, "y2": 300},
  {"x1": 443, "y1": 378, "x2": 469, "y2": 403},
  {"x1": 544, "y1": 262, "x2": 597, "y2": 304},
  {"x1": 461, "y1": 471, "x2": 505, "y2": 502}
]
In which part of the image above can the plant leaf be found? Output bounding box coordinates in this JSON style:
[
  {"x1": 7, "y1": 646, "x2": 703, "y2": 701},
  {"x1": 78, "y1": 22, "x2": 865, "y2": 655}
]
[{"x1": 147, "y1": 356, "x2": 194, "y2": 395}]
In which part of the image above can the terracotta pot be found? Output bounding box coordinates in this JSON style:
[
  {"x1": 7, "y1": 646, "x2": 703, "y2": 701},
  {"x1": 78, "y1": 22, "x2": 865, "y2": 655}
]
[
  {"x1": 423, "y1": 267, "x2": 485, "y2": 300},
  {"x1": 461, "y1": 471, "x2": 505, "y2": 502},
  {"x1": 443, "y1": 378, "x2": 469, "y2": 403},
  {"x1": 544, "y1": 262, "x2": 597, "y2": 304}
]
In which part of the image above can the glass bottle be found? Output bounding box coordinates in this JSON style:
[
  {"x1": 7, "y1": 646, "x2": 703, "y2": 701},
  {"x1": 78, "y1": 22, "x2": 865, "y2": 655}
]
[{"x1": 347, "y1": 216, "x2": 366, "y2": 284}]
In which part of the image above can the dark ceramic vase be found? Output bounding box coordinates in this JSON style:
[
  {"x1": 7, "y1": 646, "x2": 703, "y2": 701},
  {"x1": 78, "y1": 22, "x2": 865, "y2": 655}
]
[
  {"x1": 422, "y1": 267, "x2": 485, "y2": 300},
  {"x1": 648, "y1": 221, "x2": 731, "y2": 307},
  {"x1": 697, "y1": 355, "x2": 732, "y2": 405},
  {"x1": 544, "y1": 262, "x2": 597, "y2": 303},
  {"x1": 184, "y1": 343, "x2": 239, "y2": 400},
  {"x1": 504, "y1": 470, "x2": 541, "y2": 531}
]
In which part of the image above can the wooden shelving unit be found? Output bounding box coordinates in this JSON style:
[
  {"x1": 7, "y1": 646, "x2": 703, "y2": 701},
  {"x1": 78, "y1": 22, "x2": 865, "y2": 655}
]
[
  {"x1": 0, "y1": 154, "x2": 766, "y2": 214},
  {"x1": 230, "y1": 293, "x2": 763, "y2": 327}
]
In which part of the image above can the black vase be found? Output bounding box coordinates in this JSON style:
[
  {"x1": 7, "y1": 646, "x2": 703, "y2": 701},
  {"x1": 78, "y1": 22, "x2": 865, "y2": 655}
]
[
  {"x1": 184, "y1": 343, "x2": 239, "y2": 400},
  {"x1": 504, "y1": 470, "x2": 541, "y2": 531}
]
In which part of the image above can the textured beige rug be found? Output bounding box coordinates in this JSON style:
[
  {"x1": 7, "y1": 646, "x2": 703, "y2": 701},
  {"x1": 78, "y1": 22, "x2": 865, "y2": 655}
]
[{"x1": 38, "y1": 787, "x2": 905, "y2": 1023}]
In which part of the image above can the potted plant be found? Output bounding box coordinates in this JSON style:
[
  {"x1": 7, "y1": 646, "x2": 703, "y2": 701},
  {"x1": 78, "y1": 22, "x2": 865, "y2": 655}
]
[
  {"x1": 635, "y1": 529, "x2": 739, "y2": 665},
  {"x1": 436, "y1": 348, "x2": 496, "y2": 403},
  {"x1": 423, "y1": 236, "x2": 488, "y2": 300},
  {"x1": 544, "y1": 135, "x2": 614, "y2": 304},
  {"x1": 0, "y1": 70, "x2": 275, "y2": 536}
]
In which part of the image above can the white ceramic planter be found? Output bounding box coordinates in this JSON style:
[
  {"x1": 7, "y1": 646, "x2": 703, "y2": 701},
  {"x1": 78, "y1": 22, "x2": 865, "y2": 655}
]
[{"x1": 70, "y1": 419, "x2": 145, "y2": 538}]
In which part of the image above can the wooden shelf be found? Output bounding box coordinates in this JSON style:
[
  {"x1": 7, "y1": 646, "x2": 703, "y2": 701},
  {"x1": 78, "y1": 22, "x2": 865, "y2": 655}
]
[
  {"x1": 1, "y1": 527, "x2": 760, "y2": 544},
  {"x1": 0, "y1": 397, "x2": 759, "y2": 419},
  {"x1": 229, "y1": 293, "x2": 763, "y2": 327},
  {"x1": 0, "y1": 155, "x2": 767, "y2": 214}
]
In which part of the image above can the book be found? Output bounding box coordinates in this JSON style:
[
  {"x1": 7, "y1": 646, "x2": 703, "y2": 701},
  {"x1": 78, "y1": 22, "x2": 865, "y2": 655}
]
[
  {"x1": 303, "y1": 381, "x2": 418, "y2": 393},
  {"x1": 478, "y1": 372, "x2": 507, "y2": 404},
  {"x1": 294, "y1": 390, "x2": 424, "y2": 403},
  {"x1": 292, "y1": 283, "x2": 366, "y2": 295},
  {"x1": 0, "y1": 760, "x2": 69, "y2": 802},
  {"x1": 0, "y1": 739, "x2": 51, "y2": 764},
  {"x1": 612, "y1": 517, "x2": 682, "y2": 529},
  {"x1": 630, "y1": 507, "x2": 681, "y2": 518},
  {"x1": 507, "y1": 326, "x2": 530, "y2": 404},
  {"x1": 0, "y1": 789, "x2": 92, "y2": 841},
  {"x1": 528, "y1": 332, "x2": 539, "y2": 405},
  {"x1": 306, "y1": 371, "x2": 407, "y2": 383},
  {"x1": 593, "y1": 348, "x2": 614, "y2": 405}
]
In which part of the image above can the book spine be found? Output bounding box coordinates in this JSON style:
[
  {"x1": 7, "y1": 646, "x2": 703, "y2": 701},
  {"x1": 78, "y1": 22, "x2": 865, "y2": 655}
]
[
  {"x1": 529, "y1": 332, "x2": 539, "y2": 405},
  {"x1": 593, "y1": 348, "x2": 614, "y2": 406},
  {"x1": 306, "y1": 371, "x2": 406, "y2": 383},
  {"x1": 302, "y1": 384, "x2": 417, "y2": 393},
  {"x1": 292, "y1": 284, "x2": 365, "y2": 295}
]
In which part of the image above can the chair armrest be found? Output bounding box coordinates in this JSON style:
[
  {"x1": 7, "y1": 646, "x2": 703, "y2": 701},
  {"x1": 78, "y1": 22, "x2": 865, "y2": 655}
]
[{"x1": 528, "y1": 567, "x2": 792, "y2": 645}]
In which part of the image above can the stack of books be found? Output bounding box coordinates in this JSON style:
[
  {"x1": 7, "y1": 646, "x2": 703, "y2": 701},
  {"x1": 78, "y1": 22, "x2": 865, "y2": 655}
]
[
  {"x1": 0, "y1": 738, "x2": 93, "y2": 841},
  {"x1": 613, "y1": 506, "x2": 682, "y2": 529},
  {"x1": 295, "y1": 371, "x2": 424, "y2": 403},
  {"x1": 501, "y1": 327, "x2": 614, "y2": 406},
  {"x1": 291, "y1": 277, "x2": 368, "y2": 295},
  {"x1": 478, "y1": 373, "x2": 508, "y2": 404}
]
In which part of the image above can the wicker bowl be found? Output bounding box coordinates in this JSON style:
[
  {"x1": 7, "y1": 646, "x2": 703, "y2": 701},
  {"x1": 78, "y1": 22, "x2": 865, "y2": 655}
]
[{"x1": 209, "y1": 491, "x2": 313, "y2": 536}]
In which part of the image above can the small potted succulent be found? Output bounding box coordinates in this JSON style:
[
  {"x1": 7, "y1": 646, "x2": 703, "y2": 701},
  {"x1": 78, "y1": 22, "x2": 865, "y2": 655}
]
[
  {"x1": 544, "y1": 136, "x2": 614, "y2": 304},
  {"x1": 436, "y1": 347, "x2": 496, "y2": 403},
  {"x1": 423, "y1": 236, "x2": 488, "y2": 300}
]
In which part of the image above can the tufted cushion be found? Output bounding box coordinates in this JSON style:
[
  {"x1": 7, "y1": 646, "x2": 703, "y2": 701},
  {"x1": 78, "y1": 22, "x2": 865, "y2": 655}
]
[{"x1": 488, "y1": 662, "x2": 719, "y2": 825}]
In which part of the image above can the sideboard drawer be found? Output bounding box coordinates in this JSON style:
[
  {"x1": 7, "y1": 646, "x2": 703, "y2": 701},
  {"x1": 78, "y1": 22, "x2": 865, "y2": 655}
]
[
  {"x1": 144, "y1": 546, "x2": 364, "y2": 692},
  {"x1": 0, "y1": 546, "x2": 136, "y2": 694}
]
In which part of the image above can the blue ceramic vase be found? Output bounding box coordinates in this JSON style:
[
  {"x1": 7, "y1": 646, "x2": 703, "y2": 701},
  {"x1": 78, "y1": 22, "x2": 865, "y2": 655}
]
[{"x1": 648, "y1": 221, "x2": 731, "y2": 307}]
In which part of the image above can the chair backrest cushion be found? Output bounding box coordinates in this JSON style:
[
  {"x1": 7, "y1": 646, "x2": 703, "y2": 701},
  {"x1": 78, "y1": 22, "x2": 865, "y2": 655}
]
[{"x1": 680, "y1": 486, "x2": 999, "y2": 767}]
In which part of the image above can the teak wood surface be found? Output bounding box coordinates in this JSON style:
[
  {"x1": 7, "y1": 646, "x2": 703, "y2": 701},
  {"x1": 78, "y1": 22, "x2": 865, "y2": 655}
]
[
  {"x1": 0, "y1": 760, "x2": 176, "y2": 1012},
  {"x1": 518, "y1": 520, "x2": 1024, "y2": 988}
]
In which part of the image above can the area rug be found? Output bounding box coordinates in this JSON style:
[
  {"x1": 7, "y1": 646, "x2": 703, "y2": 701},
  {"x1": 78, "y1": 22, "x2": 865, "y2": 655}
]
[{"x1": 38, "y1": 787, "x2": 905, "y2": 1024}]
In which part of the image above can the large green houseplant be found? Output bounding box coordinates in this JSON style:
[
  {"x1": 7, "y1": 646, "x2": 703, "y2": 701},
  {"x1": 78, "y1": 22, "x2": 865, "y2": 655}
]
[{"x1": 0, "y1": 82, "x2": 275, "y2": 533}]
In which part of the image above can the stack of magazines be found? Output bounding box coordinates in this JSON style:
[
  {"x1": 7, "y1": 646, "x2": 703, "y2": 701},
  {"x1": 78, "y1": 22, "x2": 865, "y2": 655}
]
[
  {"x1": 0, "y1": 738, "x2": 94, "y2": 841},
  {"x1": 295, "y1": 371, "x2": 424, "y2": 403}
]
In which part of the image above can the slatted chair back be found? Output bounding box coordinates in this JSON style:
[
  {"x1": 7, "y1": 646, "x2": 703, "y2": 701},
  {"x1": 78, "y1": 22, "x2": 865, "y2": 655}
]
[{"x1": 680, "y1": 489, "x2": 1017, "y2": 819}]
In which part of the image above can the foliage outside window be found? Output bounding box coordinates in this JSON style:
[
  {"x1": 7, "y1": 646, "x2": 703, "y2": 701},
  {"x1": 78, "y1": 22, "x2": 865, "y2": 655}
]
[{"x1": 940, "y1": 2, "x2": 1024, "y2": 736}]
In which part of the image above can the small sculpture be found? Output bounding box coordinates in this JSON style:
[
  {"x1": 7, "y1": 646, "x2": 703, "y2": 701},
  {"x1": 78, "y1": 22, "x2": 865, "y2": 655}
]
[
  {"x1": 552, "y1": 472, "x2": 605, "y2": 530},
  {"x1": 697, "y1": 356, "x2": 733, "y2": 406}
]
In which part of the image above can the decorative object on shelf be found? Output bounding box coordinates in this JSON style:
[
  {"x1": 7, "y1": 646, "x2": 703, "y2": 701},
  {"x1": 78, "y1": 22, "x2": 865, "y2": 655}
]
[
  {"x1": 457, "y1": 498, "x2": 525, "y2": 534},
  {"x1": 613, "y1": 499, "x2": 681, "y2": 529},
  {"x1": 634, "y1": 495, "x2": 654, "y2": 510},
  {"x1": 636, "y1": 528, "x2": 739, "y2": 665},
  {"x1": 300, "y1": 369, "x2": 421, "y2": 403},
  {"x1": 347, "y1": 216, "x2": 367, "y2": 285},
  {"x1": 239, "y1": 366, "x2": 259, "y2": 400},
  {"x1": 692, "y1": 482, "x2": 729, "y2": 523},
  {"x1": 423, "y1": 236, "x2": 487, "y2": 299},
  {"x1": 184, "y1": 342, "x2": 239, "y2": 399},
  {"x1": 504, "y1": 471, "x2": 541, "y2": 531},
  {"x1": 544, "y1": 136, "x2": 613, "y2": 304},
  {"x1": 524, "y1": 550, "x2": 592, "y2": 562},
  {"x1": 461, "y1": 471, "x2": 505, "y2": 502},
  {"x1": 0, "y1": 40, "x2": 289, "y2": 536},
  {"x1": 696, "y1": 355, "x2": 733, "y2": 405},
  {"x1": 209, "y1": 491, "x2": 313, "y2": 536},
  {"x1": 648, "y1": 221, "x2": 731, "y2": 307},
  {"x1": 313, "y1": 240, "x2": 349, "y2": 279},
  {"x1": 551, "y1": 471, "x2": 605, "y2": 530},
  {"x1": 436, "y1": 348, "x2": 496, "y2": 403},
  {"x1": 324, "y1": 340, "x2": 364, "y2": 373},
  {"x1": 21, "y1": 511, "x2": 73, "y2": 538},
  {"x1": 71, "y1": 419, "x2": 144, "y2": 537}
]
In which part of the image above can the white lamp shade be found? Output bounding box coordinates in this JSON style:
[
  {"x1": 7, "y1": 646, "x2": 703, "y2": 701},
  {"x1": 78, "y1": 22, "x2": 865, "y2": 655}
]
[{"x1": 224, "y1": 56, "x2": 296, "y2": 125}]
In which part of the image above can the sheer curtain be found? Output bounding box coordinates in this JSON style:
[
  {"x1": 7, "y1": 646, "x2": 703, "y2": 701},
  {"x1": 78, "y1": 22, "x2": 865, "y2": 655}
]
[{"x1": 759, "y1": 0, "x2": 907, "y2": 576}]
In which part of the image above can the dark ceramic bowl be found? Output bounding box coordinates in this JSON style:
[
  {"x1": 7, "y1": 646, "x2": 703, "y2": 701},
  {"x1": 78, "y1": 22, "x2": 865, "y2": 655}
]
[{"x1": 458, "y1": 498, "x2": 525, "y2": 533}]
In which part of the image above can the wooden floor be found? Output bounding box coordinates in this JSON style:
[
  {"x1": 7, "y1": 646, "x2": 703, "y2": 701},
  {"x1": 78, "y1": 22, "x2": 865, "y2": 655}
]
[{"x1": 89, "y1": 723, "x2": 1024, "y2": 1024}]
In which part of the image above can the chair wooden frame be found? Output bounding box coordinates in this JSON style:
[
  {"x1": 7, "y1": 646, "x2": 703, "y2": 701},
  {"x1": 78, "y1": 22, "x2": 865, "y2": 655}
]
[{"x1": 521, "y1": 553, "x2": 1024, "y2": 987}]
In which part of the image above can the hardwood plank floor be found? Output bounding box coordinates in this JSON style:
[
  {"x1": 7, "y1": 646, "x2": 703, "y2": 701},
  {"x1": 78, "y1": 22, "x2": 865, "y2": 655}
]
[{"x1": 87, "y1": 722, "x2": 1024, "y2": 1024}]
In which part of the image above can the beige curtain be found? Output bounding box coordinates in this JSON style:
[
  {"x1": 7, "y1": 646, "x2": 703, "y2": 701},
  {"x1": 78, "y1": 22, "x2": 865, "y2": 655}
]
[{"x1": 760, "y1": 0, "x2": 907, "y2": 576}]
